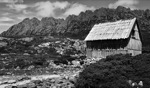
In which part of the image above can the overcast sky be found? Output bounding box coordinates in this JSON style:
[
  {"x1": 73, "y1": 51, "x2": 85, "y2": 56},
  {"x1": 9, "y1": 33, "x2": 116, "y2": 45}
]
[{"x1": 0, "y1": 0, "x2": 149, "y2": 33}]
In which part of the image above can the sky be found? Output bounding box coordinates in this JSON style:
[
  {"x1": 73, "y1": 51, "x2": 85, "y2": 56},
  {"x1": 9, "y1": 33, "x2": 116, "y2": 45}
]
[{"x1": 0, "y1": 0, "x2": 150, "y2": 33}]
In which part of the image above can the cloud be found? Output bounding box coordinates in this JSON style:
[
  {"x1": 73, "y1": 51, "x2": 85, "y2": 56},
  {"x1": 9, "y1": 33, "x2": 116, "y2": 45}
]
[
  {"x1": 53, "y1": 1, "x2": 70, "y2": 9},
  {"x1": 16, "y1": 15, "x2": 27, "y2": 20},
  {"x1": 4, "y1": 0, "x2": 27, "y2": 14},
  {"x1": 4, "y1": 1, "x2": 96, "y2": 19},
  {"x1": 34, "y1": 1, "x2": 70, "y2": 17},
  {"x1": 0, "y1": 17, "x2": 14, "y2": 22},
  {"x1": 108, "y1": 0, "x2": 139, "y2": 10},
  {"x1": 2, "y1": 1, "x2": 96, "y2": 24},
  {"x1": 2, "y1": 12, "x2": 11, "y2": 16},
  {"x1": 33, "y1": 1, "x2": 95, "y2": 18},
  {"x1": 0, "y1": 22, "x2": 14, "y2": 26},
  {"x1": 0, "y1": 0, "x2": 23, "y2": 4},
  {"x1": 34, "y1": 1, "x2": 56, "y2": 17},
  {"x1": 64, "y1": 3, "x2": 95, "y2": 17},
  {"x1": 6, "y1": 4, "x2": 28, "y2": 12}
]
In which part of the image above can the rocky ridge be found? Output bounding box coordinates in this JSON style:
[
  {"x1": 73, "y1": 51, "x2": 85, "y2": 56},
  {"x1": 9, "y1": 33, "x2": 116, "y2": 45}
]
[
  {"x1": 1, "y1": 17, "x2": 64, "y2": 37},
  {"x1": 1, "y1": 6, "x2": 150, "y2": 49}
]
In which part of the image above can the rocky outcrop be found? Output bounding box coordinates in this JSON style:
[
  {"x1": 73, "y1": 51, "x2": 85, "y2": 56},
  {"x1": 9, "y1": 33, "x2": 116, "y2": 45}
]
[
  {"x1": 1, "y1": 18, "x2": 40, "y2": 36},
  {"x1": 1, "y1": 17, "x2": 65, "y2": 37}
]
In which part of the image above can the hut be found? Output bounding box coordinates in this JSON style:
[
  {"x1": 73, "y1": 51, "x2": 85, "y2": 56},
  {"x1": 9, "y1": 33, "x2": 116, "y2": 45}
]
[{"x1": 85, "y1": 18, "x2": 142, "y2": 58}]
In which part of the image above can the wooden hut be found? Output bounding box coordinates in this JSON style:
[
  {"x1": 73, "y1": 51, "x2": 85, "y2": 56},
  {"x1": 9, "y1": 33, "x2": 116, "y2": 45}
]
[{"x1": 85, "y1": 18, "x2": 142, "y2": 58}]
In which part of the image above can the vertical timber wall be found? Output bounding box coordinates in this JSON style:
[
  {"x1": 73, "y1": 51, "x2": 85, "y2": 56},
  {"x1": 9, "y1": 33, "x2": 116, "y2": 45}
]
[{"x1": 86, "y1": 48, "x2": 128, "y2": 58}]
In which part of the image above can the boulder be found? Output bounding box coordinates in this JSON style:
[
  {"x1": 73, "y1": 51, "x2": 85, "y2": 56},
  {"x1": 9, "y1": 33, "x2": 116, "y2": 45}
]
[{"x1": 72, "y1": 60, "x2": 80, "y2": 67}]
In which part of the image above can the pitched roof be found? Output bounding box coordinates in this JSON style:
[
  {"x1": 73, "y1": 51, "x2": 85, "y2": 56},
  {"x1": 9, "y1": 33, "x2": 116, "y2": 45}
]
[{"x1": 85, "y1": 18, "x2": 137, "y2": 41}]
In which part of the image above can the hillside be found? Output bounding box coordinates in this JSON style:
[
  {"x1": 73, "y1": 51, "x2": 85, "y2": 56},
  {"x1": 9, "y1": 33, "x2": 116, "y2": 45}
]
[{"x1": 1, "y1": 6, "x2": 150, "y2": 50}]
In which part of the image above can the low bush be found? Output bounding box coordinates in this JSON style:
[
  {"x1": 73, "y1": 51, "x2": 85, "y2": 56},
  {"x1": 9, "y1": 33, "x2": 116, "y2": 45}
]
[{"x1": 75, "y1": 54, "x2": 150, "y2": 88}]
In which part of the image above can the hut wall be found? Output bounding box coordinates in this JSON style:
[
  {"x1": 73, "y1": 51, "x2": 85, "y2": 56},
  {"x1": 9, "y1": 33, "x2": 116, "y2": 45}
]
[
  {"x1": 86, "y1": 39, "x2": 129, "y2": 58},
  {"x1": 126, "y1": 24, "x2": 142, "y2": 56},
  {"x1": 86, "y1": 48, "x2": 128, "y2": 58}
]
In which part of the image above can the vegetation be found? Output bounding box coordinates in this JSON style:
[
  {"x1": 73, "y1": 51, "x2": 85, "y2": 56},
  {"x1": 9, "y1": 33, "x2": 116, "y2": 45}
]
[
  {"x1": 0, "y1": 36, "x2": 86, "y2": 76},
  {"x1": 75, "y1": 54, "x2": 150, "y2": 88}
]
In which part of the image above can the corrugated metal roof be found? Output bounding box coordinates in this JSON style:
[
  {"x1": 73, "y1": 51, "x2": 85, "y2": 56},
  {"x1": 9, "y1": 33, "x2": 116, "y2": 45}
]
[{"x1": 85, "y1": 18, "x2": 136, "y2": 41}]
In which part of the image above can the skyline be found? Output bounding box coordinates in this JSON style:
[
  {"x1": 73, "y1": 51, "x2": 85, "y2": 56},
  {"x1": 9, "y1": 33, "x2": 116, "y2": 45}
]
[{"x1": 0, "y1": 0, "x2": 150, "y2": 33}]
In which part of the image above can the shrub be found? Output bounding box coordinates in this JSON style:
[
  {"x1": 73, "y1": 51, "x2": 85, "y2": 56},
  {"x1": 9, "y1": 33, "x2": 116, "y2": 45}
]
[{"x1": 75, "y1": 54, "x2": 150, "y2": 88}]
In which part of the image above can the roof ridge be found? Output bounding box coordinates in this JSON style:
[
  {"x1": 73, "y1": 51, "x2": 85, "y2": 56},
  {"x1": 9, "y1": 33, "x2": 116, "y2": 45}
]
[{"x1": 94, "y1": 18, "x2": 136, "y2": 27}]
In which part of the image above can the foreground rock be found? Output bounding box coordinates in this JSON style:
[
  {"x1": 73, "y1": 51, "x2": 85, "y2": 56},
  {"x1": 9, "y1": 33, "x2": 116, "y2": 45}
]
[
  {"x1": 0, "y1": 75, "x2": 60, "y2": 88},
  {"x1": 0, "y1": 69, "x2": 81, "y2": 88}
]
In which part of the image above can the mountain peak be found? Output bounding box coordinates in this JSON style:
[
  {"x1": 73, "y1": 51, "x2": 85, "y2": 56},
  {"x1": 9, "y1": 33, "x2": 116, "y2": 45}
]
[{"x1": 1, "y1": 6, "x2": 150, "y2": 44}]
